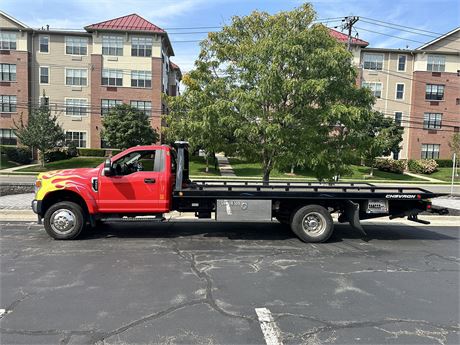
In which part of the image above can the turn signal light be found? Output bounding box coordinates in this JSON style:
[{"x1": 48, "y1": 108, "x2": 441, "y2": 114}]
[{"x1": 35, "y1": 180, "x2": 41, "y2": 188}]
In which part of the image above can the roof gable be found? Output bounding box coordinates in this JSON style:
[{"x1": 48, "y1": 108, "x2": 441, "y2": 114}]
[
  {"x1": 328, "y1": 28, "x2": 368, "y2": 47},
  {"x1": 0, "y1": 10, "x2": 30, "y2": 29},
  {"x1": 417, "y1": 27, "x2": 460, "y2": 51},
  {"x1": 85, "y1": 13, "x2": 164, "y2": 33}
]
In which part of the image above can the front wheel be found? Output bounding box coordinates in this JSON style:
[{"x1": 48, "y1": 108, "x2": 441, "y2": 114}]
[
  {"x1": 44, "y1": 201, "x2": 85, "y2": 240},
  {"x1": 290, "y1": 205, "x2": 333, "y2": 243}
]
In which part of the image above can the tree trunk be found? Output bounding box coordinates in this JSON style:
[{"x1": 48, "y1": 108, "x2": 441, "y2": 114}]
[
  {"x1": 290, "y1": 165, "x2": 295, "y2": 174},
  {"x1": 205, "y1": 155, "x2": 209, "y2": 173},
  {"x1": 262, "y1": 152, "x2": 272, "y2": 185},
  {"x1": 263, "y1": 168, "x2": 271, "y2": 185},
  {"x1": 369, "y1": 165, "x2": 374, "y2": 177},
  {"x1": 40, "y1": 149, "x2": 45, "y2": 168}
]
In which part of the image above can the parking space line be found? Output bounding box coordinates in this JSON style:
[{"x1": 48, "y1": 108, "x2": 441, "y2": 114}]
[{"x1": 255, "y1": 307, "x2": 283, "y2": 345}]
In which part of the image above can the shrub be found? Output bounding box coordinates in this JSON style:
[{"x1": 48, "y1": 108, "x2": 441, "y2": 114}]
[
  {"x1": 67, "y1": 142, "x2": 78, "y2": 158},
  {"x1": 408, "y1": 159, "x2": 438, "y2": 174},
  {"x1": 435, "y1": 159, "x2": 454, "y2": 168},
  {"x1": 45, "y1": 149, "x2": 69, "y2": 163},
  {"x1": 106, "y1": 149, "x2": 122, "y2": 156},
  {"x1": 78, "y1": 148, "x2": 105, "y2": 157},
  {"x1": 374, "y1": 158, "x2": 406, "y2": 174},
  {"x1": 2, "y1": 146, "x2": 32, "y2": 164}
]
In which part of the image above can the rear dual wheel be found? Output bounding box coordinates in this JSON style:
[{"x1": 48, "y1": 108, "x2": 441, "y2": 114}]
[{"x1": 290, "y1": 205, "x2": 333, "y2": 243}]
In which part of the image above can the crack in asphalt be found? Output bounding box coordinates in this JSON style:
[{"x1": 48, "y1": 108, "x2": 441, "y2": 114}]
[{"x1": 274, "y1": 314, "x2": 459, "y2": 345}]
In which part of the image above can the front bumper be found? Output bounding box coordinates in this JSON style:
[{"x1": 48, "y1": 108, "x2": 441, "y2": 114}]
[{"x1": 31, "y1": 200, "x2": 42, "y2": 215}]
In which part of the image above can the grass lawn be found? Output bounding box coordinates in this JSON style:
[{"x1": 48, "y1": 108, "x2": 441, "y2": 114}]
[
  {"x1": 14, "y1": 155, "x2": 220, "y2": 176},
  {"x1": 228, "y1": 158, "x2": 421, "y2": 181},
  {"x1": 189, "y1": 155, "x2": 220, "y2": 176},
  {"x1": 0, "y1": 154, "x2": 20, "y2": 170},
  {"x1": 15, "y1": 157, "x2": 105, "y2": 173},
  {"x1": 429, "y1": 167, "x2": 460, "y2": 183}
]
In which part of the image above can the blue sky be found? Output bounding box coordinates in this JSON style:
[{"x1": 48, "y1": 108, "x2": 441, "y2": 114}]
[{"x1": 2, "y1": 0, "x2": 459, "y2": 72}]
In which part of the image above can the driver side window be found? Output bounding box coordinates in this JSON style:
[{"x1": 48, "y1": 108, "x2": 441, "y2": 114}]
[{"x1": 112, "y1": 150, "x2": 157, "y2": 176}]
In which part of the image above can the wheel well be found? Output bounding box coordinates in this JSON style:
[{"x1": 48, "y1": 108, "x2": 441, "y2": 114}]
[{"x1": 41, "y1": 190, "x2": 89, "y2": 217}]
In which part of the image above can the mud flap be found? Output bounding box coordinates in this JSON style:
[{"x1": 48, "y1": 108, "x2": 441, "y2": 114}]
[{"x1": 339, "y1": 200, "x2": 367, "y2": 237}]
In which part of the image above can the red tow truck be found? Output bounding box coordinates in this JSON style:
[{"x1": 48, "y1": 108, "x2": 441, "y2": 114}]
[{"x1": 32, "y1": 142, "x2": 447, "y2": 242}]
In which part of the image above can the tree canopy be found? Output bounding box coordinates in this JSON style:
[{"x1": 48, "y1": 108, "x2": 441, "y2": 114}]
[
  {"x1": 102, "y1": 104, "x2": 159, "y2": 149},
  {"x1": 166, "y1": 3, "x2": 379, "y2": 182},
  {"x1": 14, "y1": 105, "x2": 65, "y2": 167}
]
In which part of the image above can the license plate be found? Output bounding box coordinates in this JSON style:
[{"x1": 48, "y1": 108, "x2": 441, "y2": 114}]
[{"x1": 366, "y1": 199, "x2": 388, "y2": 214}]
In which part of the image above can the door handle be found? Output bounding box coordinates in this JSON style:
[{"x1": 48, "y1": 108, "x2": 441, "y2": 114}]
[{"x1": 144, "y1": 178, "x2": 156, "y2": 184}]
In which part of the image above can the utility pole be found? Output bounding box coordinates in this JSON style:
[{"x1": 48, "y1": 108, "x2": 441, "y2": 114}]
[{"x1": 342, "y1": 16, "x2": 359, "y2": 51}]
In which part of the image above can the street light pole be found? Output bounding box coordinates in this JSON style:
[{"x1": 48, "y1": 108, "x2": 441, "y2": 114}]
[{"x1": 451, "y1": 153, "x2": 456, "y2": 195}]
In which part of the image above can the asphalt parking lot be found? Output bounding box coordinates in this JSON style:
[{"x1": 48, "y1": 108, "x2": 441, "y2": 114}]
[{"x1": 0, "y1": 220, "x2": 459, "y2": 345}]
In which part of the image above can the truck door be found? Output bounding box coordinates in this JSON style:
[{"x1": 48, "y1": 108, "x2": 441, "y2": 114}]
[{"x1": 98, "y1": 149, "x2": 168, "y2": 213}]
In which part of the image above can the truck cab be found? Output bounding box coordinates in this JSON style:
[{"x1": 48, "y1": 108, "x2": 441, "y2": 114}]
[{"x1": 32, "y1": 145, "x2": 177, "y2": 239}]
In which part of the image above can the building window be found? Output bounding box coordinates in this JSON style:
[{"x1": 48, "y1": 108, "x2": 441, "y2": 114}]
[
  {"x1": 421, "y1": 144, "x2": 440, "y2": 159},
  {"x1": 394, "y1": 112, "x2": 402, "y2": 126},
  {"x1": 1, "y1": 95, "x2": 17, "y2": 112},
  {"x1": 101, "y1": 99, "x2": 122, "y2": 116},
  {"x1": 0, "y1": 128, "x2": 17, "y2": 145},
  {"x1": 427, "y1": 55, "x2": 445, "y2": 72},
  {"x1": 363, "y1": 53, "x2": 383, "y2": 70},
  {"x1": 423, "y1": 113, "x2": 442, "y2": 129},
  {"x1": 39, "y1": 35, "x2": 49, "y2": 53},
  {"x1": 65, "y1": 68, "x2": 87, "y2": 86},
  {"x1": 102, "y1": 69, "x2": 123, "y2": 86},
  {"x1": 131, "y1": 36, "x2": 152, "y2": 57},
  {"x1": 65, "y1": 99, "x2": 88, "y2": 116},
  {"x1": 40, "y1": 66, "x2": 49, "y2": 84},
  {"x1": 395, "y1": 83, "x2": 404, "y2": 100},
  {"x1": 425, "y1": 84, "x2": 444, "y2": 100},
  {"x1": 131, "y1": 70, "x2": 152, "y2": 88},
  {"x1": 0, "y1": 32, "x2": 17, "y2": 50},
  {"x1": 130, "y1": 100, "x2": 152, "y2": 116},
  {"x1": 362, "y1": 82, "x2": 382, "y2": 98},
  {"x1": 65, "y1": 131, "x2": 87, "y2": 148},
  {"x1": 102, "y1": 35, "x2": 123, "y2": 56},
  {"x1": 0, "y1": 64, "x2": 16, "y2": 81},
  {"x1": 397, "y1": 55, "x2": 406, "y2": 71},
  {"x1": 65, "y1": 36, "x2": 88, "y2": 55}
]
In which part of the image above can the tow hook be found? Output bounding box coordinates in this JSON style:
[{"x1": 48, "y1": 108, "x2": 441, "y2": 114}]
[{"x1": 407, "y1": 215, "x2": 430, "y2": 225}]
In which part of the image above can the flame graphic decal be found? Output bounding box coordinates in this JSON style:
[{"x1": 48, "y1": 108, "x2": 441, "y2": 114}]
[{"x1": 36, "y1": 169, "x2": 93, "y2": 201}]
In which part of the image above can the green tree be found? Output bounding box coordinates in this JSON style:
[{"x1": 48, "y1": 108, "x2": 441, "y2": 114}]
[
  {"x1": 165, "y1": 60, "x2": 236, "y2": 172},
  {"x1": 14, "y1": 105, "x2": 65, "y2": 167},
  {"x1": 358, "y1": 112, "x2": 403, "y2": 176},
  {"x1": 102, "y1": 104, "x2": 159, "y2": 149},
  {"x1": 170, "y1": 4, "x2": 375, "y2": 182}
]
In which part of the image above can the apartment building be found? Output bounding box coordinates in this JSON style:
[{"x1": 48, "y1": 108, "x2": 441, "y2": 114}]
[
  {"x1": 0, "y1": 11, "x2": 181, "y2": 148},
  {"x1": 0, "y1": 12, "x2": 30, "y2": 146},
  {"x1": 358, "y1": 28, "x2": 460, "y2": 160}
]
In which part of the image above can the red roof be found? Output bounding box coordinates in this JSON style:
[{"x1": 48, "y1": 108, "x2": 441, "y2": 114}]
[
  {"x1": 328, "y1": 28, "x2": 368, "y2": 47},
  {"x1": 85, "y1": 14, "x2": 165, "y2": 33},
  {"x1": 170, "y1": 61, "x2": 180, "y2": 70}
]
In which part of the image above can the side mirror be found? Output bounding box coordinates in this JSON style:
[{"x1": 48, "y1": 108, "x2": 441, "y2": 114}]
[{"x1": 103, "y1": 158, "x2": 113, "y2": 176}]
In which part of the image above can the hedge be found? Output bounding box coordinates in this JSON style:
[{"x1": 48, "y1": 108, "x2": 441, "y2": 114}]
[
  {"x1": 408, "y1": 159, "x2": 438, "y2": 174},
  {"x1": 435, "y1": 159, "x2": 454, "y2": 168},
  {"x1": 0, "y1": 145, "x2": 32, "y2": 164},
  {"x1": 78, "y1": 148, "x2": 106, "y2": 157}
]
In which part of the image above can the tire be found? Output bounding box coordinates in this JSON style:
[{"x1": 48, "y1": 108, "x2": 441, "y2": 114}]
[
  {"x1": 290, "y1": 205, "x2": 333, "y2": 243},
  {"x1": 43, "y1": 201, "x2": 85, "y2": 240}
]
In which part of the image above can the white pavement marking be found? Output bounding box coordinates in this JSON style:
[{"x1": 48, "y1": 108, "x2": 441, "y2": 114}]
[
  {"x1": 0, "y1": 309, "x2": 6, "y2": 319},
  {"x1": 255, "y1": 307, "x2": 284, "y2": 345}
]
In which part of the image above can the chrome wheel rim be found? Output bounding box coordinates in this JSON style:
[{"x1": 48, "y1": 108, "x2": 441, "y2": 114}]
[
  {"x1": 50, "y1": 209, "x2": 76, "y2": 234},
  {"x1": 302, "y1": 212, "x2": 327, "y2": 236}
]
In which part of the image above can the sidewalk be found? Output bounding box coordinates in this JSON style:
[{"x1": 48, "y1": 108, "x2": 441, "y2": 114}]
[
  {"x1": 215, "y1": 153, "x2": 236, "y2": 177},
  {"x1": 0, "y1": 163, "x2": 37, "y2": 173},
  {"x1": 403, "y1": 171, "x2": 444, "y2": 183}
]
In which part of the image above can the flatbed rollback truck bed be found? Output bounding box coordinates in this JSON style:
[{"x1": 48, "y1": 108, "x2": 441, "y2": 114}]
[{"x1": 32, "y1": 142, "x2": 448, "y2": 242}]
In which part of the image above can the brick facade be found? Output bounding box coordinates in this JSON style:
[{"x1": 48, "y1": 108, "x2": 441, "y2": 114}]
[
  {"x1": 90, "y1": 55, "x2": 163, "y2": 148},
  {"x1": 408, "y1": 71, "x2": 460, "y2": 159},
  {"x1": 0, "y1": 50, "x2": 29, "y2": 134}
]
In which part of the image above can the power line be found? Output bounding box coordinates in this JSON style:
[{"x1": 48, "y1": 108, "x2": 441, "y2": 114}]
[
  {"x1": 355, "y1": 26, "x2": 460, "y2": 53},
  {"x1": 359, "y1": 16, "x2": 447, "y2": 37}
]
